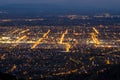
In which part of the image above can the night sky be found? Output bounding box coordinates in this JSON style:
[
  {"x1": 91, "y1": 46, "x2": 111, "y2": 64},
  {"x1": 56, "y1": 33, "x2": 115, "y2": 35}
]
[
  {"x1": 0, "y1": 0, "x2": 120, "y2": 14},
  {"x1": 0, "y1": 0, "x2": 120, "y2": 8}
]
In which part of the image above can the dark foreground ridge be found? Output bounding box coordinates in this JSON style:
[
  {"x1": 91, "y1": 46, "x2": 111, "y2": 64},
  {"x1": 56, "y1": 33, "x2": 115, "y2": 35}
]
[{"x1": 0, "y1": 64, "x2": 120, "y2": 80}]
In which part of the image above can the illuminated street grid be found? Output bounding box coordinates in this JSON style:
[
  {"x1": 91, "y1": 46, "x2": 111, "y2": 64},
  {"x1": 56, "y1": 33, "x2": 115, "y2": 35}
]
[
  {"x1": 0, "y1": 26, "x2": 120, "y2": 50},
  {"x1": 0, "y1": 25, "x2": 120, "y2": 79}
]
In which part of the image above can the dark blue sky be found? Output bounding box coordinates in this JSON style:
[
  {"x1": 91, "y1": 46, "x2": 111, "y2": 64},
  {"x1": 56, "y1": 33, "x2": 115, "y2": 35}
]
[
  {"x1": 0, "y1": 0, "x2": 120, "y2": 14},
  {"x1": 0, "y1": 0, "x2": 120, "y2": 8}
]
